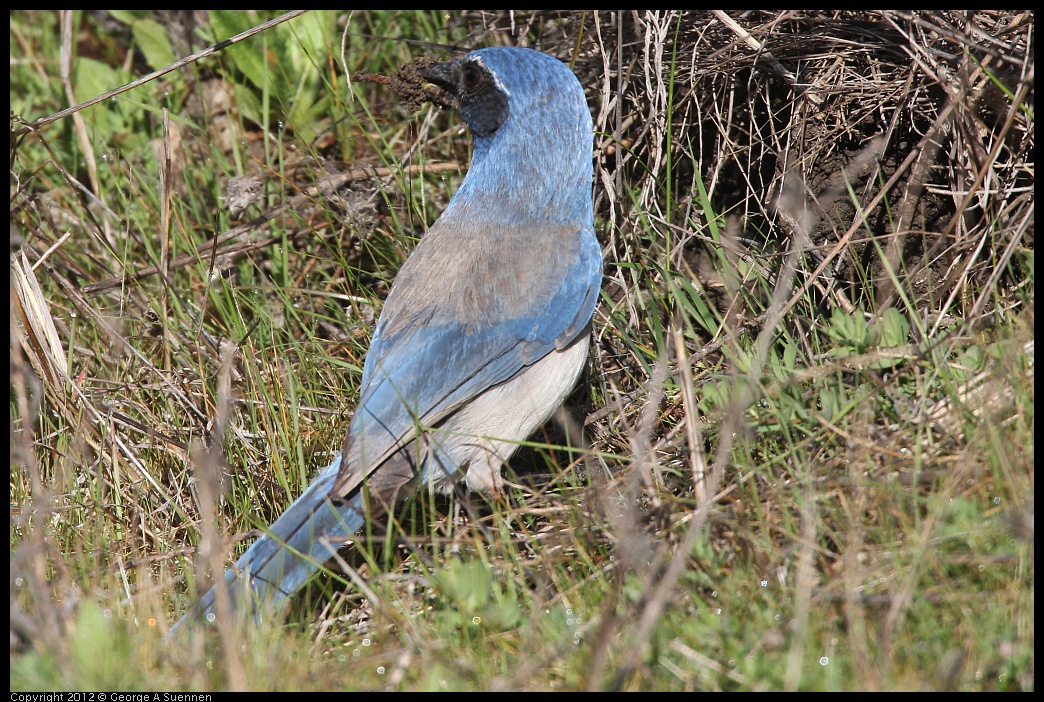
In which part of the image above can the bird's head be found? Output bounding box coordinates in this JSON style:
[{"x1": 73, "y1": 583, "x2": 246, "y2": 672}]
[{"x1": 421, "y1": 47, "x2": 593, "y2": 223}]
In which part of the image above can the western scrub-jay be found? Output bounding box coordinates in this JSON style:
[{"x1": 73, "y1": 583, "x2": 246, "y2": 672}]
[{"x1": 179, "y1": 46, "x2": 601, "y2": 627}]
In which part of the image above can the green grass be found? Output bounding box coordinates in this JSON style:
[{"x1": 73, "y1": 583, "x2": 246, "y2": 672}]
[{"x1": 10, "y1": 10, "x2": 1034, "y2": 691}]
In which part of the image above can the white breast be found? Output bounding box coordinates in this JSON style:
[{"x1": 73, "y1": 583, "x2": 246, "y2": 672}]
[{"x1": 422, "y1": 334, "x2": 590, "y2": 494}]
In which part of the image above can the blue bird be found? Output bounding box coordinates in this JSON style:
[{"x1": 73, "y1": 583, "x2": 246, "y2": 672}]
[{"x1": 178, "y1": 46, "x2": 601, "y2": 627}]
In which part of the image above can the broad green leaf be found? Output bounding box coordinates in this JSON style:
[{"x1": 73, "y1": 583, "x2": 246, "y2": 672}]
[{"x1": 132, "y1": 18, "x2": 176, "y2": 72}]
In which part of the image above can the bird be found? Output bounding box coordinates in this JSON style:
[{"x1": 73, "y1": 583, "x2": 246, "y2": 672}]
[{"x1": 176, "y1": 46, "x2": 601, "y2": 628}]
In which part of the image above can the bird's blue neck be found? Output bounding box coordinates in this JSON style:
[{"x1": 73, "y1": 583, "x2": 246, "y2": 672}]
[{"x1": 444, "y1": 113, "x2": 593, "y2": 228}]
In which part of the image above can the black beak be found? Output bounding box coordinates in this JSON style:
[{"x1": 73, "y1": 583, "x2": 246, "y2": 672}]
[
  {"x1": 420, "y1": 59, "x2": 460, "y2": 94},
  {"x1": 419, "y1": 58, "x2": 463, "y2": 111}
]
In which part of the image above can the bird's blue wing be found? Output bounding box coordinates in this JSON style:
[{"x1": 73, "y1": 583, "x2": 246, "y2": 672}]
[{"x1": 341, "y1": 224, "x2": 601, "y2": 479}]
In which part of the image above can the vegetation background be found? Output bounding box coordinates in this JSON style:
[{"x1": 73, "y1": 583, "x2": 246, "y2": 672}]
[{"x1": 10, "y1": 10, "x2": 1034, "y2": 691}]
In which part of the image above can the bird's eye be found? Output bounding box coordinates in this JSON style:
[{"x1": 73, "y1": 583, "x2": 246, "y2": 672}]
[{"x1": 461, "y1": 64, "x2": 485, "y2": 92}]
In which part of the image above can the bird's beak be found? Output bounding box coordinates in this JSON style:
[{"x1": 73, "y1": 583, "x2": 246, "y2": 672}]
[{"x1": 420, "y1": 59, "x2": 460, "y2": 94}]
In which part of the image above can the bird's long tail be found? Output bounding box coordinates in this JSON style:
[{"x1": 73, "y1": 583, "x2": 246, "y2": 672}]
[{"x1": 173, "y1": 454, "x2": 367, "y2": 631}]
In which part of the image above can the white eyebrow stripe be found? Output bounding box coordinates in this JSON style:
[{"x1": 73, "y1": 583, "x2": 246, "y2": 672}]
[{"x1": 469, "y1": 56, "x2": 511, "y2": 98}]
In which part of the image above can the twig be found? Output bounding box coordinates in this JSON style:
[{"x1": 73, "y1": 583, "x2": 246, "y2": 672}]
[{"x1": 12, "y1": 10, "x2": 309, "y2": 136}]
